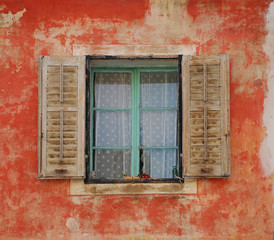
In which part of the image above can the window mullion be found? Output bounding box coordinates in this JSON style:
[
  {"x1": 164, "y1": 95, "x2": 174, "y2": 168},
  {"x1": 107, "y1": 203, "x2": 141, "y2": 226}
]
[
  {"x1": 130, "y1": 70, "x2": 135, "y2": 176},
  {"x1": 136, "y1": 69, "x2": 140, "y2": 176},
  {"x1": 131, "y1": 69, "x2": 140, "y2": 176}
]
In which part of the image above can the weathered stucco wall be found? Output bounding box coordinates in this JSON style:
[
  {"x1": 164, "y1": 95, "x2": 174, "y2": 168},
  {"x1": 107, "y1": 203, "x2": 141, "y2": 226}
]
[{"x1": 0, "y1": 0, "x2": 273, "y2": 239}]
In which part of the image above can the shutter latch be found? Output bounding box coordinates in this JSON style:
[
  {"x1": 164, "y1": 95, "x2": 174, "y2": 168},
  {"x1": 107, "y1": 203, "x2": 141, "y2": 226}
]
[
  {"x1": 200, "y1": 167, "x2": 212, "y2": 174},
  {"x1": 55, "y1": 169, "x2": 68, "y2": 174}
]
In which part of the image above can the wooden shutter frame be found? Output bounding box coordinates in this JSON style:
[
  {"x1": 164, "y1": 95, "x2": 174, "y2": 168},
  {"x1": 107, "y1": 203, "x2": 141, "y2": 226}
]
[
  {"x1": 183, "y1": 55, "x2": 230, "y2": 178},
  {"x1": 38, "y1": 56, "x2": 86, "y2": 179}
]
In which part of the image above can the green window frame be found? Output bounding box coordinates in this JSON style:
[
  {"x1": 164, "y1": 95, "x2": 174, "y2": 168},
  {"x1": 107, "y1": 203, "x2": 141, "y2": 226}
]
[{"x1": 89, "y1": 66, "x2": 180, "y2": 181}]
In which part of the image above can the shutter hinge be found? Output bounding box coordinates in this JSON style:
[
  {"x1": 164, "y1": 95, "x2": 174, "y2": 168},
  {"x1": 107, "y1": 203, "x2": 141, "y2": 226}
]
[
  {"x1": 85, "y1": 154, "x2": 89, "y2": 163},
  {"x1": 224, "y1": 132, "x2": 230, "y2": 137}
]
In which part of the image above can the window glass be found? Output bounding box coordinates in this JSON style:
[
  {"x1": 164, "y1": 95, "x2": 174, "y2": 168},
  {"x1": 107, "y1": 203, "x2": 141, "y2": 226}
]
[
  {"x1": 140, "y1": 110, "x2": 177, "y2": 147},
  {"x1": 94, "y1": 149, "x2": 131, "y2": 179},
  {"x1": 140, "y1": 149, "x2": 177, "y2": 178},
  {"x1": 94, "y1": 72, "x2": 131, "y2": 108},
  {"x1": 95, "y1": 111, "x2": 131, "y2": 147},
  {"x1": 91, "y1": 68, "x2": 178, "y2": 180},
  {"x1": 140, "y1": 72, "x2": 177, "y2": 108}
]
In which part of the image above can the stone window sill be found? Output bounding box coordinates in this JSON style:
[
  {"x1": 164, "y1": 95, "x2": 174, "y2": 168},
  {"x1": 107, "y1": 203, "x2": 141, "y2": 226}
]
[{"x1": 70, "y1": 179, "x2": 197, "y2": 195}]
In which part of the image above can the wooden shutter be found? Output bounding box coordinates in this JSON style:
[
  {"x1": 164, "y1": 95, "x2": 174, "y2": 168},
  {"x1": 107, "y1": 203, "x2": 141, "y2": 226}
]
[
  {"x1": 182, "y1": 55, "x2": 230, "y2": 177},
  {"x1": 38, "y1": 56, "x2": 85, "y2": 179}
]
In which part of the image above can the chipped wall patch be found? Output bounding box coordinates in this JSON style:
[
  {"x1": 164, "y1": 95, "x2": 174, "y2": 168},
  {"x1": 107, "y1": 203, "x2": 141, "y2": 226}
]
[
  {"x1": 0, "y1": 1, "x2": 273, "y2": 239},
  {"x1": 0, "y1": 8, "x2": 26, "y2": 28},
  {"x1": 260, "y1": 2, "x2": 274, "y2": 177},
  {"x1": 66, "y1": 217, "x2": 79, "y2": 232},
  {"x1": 0, "y1": 5, "x2": 6, "y2": 11}
]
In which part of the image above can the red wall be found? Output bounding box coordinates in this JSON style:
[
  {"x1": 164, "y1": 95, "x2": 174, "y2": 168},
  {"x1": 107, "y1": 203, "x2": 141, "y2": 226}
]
[{"x1": 0, "y1": 0, "x2": 273, "y2": 239}]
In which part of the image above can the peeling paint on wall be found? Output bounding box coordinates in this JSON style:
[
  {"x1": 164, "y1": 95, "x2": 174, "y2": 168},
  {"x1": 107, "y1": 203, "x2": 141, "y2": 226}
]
[
  {"x1": 261, "y1": 2, "x2": 274, "y2": 177},
  {"x1": 66, "y1": 217, "x2": 79, "y2": 232},
  {"x1": 0, "y1": 0, "x2": 273, "y2": 239},
  {"x1": 0, "y1": 7, "x2": 26, "y2": 28}
]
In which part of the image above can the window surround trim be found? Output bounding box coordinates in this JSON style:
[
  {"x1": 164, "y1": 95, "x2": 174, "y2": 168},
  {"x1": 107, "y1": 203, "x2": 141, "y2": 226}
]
[{"x1": 69, "y1": 45, "x2": 197, "y2": 195}]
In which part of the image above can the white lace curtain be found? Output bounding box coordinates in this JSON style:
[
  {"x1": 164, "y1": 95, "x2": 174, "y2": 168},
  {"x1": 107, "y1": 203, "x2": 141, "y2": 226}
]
[
  {"x1": 94, "y1": 72, "x2": 177, "y2": 179},
  {"x1": 140, "y1": 72, "x2": 177, "y2": 178}
]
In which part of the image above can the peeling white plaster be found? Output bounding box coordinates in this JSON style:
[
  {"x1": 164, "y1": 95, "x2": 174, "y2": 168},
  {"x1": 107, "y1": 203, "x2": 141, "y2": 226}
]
[
  {"x1": 71, "y1": 196, "x2": 82, "y2": 205},
  {"x1": 0, "y1": 8, "x2": 26, "y2": 28},
  {"x1": 0, "y1": 5, "x2": 6, "y2": 11},
  {"x1": 73, "y1": 44, "x2": 196, "y2": 56},
  {"x1": 33, "y1": 1, "x2": 199, "y2": 55},
  {"x1": 260, "y1": 2, "x2": 274, "y2": 177},
  {"x1": 66, "y1": 217, "x2": 79, "y2": 232}
]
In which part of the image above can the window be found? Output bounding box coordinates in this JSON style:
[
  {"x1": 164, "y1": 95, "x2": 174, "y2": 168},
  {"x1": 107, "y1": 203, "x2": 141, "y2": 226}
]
[
  {"x1": 38, "y1": 55, "x2": 230, "y2": 181},
  {"x1": 88, "y1": 62, "x2": 180, "y2": 181}
]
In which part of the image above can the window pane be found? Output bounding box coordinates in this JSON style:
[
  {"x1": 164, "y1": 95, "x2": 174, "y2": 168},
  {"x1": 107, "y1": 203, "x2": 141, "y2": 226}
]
[
  {"x1": 94, "y1": 111, "x2": 131, "y2": 147},
  {"x1": 94, "y1": 72, "x2": 131, "y2": 108},
  {"x1": 140, "y1": 72, "x2": 178, "y2": 108},
  {"x1": 94, "y1": 149, "x2": 131, "y2": 179},
  {"x1": 140, "y1": 149, "x2": 177, "y2": 178},
  {"x1": 140, "y1": 110, "x2": 177, "y2": 147}
]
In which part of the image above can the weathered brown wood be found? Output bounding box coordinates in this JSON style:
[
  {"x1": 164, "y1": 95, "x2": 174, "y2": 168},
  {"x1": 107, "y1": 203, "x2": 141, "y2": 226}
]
[
  {"x1": 55, "y1": 169, "x2": 68, "y2": 174},
  {"x1": 60, "y1": 64, "x2": 64, "y2": 103},
  {"x1": 60, "y1": 109, "x2": 63, "y2": 163},
  {"x1": 183, "y1": 56, "x2": 190, "y2": 176},
  {"x1": 189, "y1": 55, "x2": 220, "y2": 65},
  {"x1": 38, "y1": 56, "x2": 85, "y2": 179},
  {"x1": 37, "y1": 56, "x2": 43, "y2": 178},
  {"x1": 183, "y1": 55, "x2": 230, "y2": 178},
  {"x1": 48, "y1": 160, "x2": 76, "y2": 165},
  {"x1": 221, "y1": 55, "x2": 231, "y2": 176},
  {"x1": 204, "y1": 107, "x2": 208, "y2": 162},
  {"x1": 203, "y1": 63, "x2": 208, "y2": 163},
  {"x1": 41, "y1": 57, "x2": 48, "y2": 177},
  {"x1": 187, "y1": 165, "x2": 222, "y2": 177},
  {"x1": 203, "y1": 63, "x2": 207, "y2": 102}
]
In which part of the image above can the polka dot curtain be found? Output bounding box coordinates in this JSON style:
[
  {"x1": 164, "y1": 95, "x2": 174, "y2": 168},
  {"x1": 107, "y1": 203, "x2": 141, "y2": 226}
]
[{"x1": 93, "y1": 71, "x2": 178, "y2": 179}]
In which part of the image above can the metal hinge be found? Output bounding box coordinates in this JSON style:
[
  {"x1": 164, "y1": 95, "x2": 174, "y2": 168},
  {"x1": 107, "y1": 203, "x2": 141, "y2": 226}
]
[{"x1": 85, "y1": 154, "x2": 89, "y2": 163}]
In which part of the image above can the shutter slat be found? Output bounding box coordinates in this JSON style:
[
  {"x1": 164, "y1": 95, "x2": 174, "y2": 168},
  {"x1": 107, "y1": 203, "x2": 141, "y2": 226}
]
[
  {"x1": 60, "y1": 109, "x2": 64, "y2": 163},
  {"x1": 183, "y1": 55, "x2": 230, "y2": 178},
  {"x1": 60, "y1": 64, "x2": 64, "y2": 103},
  {"x1": 48, "y1": 160, "x2": 76, "y2": 165},
  {"x1": 38, "y1": 56, "x2": 85, "y2": 179}
]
